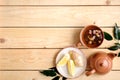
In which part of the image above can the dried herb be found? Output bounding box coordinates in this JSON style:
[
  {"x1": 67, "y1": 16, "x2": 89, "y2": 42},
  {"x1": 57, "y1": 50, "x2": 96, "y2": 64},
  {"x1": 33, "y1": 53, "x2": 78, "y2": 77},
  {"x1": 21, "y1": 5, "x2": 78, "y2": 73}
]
[
  {"x1": 52, "y1": 76, "x2": 60, "y2": 80},
  {"x1": 104, "y1": 32, "x2": 113, "y2": 40},
  {"x1": 40, "y1": 70, "x2": 56, "y2": 77}
]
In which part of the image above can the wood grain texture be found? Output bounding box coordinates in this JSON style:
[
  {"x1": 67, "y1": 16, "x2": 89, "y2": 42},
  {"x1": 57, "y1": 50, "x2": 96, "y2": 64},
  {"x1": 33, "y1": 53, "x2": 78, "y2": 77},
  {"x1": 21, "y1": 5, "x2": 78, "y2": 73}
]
[
  {"x1": 0, "y1": 28, "x2": 117, "y2": 48},
  {"x1": 0, "y1": 49, "x2": 119, "y2": 70},
  {"x1": 0, "y1": 0, "x2": 120, "y2": 5},
  {"x1": 0, "y1": 71, "x2": 120, "y2": 80},
  {"x1": 0, "y1": 0, "x2": 120, "y2": 80},
  {"x1": 0, "y1": 6, "x2": 120, "y2": 27}
]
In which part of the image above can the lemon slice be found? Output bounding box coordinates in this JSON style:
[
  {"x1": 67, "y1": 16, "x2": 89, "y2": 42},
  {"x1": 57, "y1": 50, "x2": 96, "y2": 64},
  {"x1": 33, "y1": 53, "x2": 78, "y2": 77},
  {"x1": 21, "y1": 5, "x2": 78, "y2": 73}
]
[
  {"x1": 67, "y1": 59, "x2": 75, "y2": 76},
  {"x1": 57, "y1": 53, "x2": 70, "y2": 67}
]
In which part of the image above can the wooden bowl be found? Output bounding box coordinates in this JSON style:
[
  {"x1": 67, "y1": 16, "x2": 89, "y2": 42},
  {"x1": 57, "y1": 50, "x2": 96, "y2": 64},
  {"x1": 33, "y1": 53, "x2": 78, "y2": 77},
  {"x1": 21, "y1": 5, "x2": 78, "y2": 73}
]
[{"x1": 80, "y1": 25, "x2": 104, "y2": 48}]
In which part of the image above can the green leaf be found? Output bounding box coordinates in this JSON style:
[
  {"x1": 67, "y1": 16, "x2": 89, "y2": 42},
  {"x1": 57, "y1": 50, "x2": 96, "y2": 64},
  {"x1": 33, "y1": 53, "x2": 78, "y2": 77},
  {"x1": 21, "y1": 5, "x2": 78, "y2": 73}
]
[
  {"x1": 49, "y1": 67, "x2": 60, "y2": 74},
  {"x1": 115, "y1": 43, "x2": 120, "y2": 47},
  {"x1": 49, "y1": 67, "x2": 56, "y2": 70},
  {"x1": 118, "y1": 52, "x2": 120, "y2": 57},
  {"x1": 108, "y1": 46, "x2": 119, "y2": 51},
  {"x1": 118, "y1": 29, "x2": 120, "y2": 40},
  {"x1": 62, "y1": 77, "x2": 67, "y2": 80},
  {"x1": 104, "y1": 32, "x2": 113, "y2": 40},
  {"x1": 52, "y1": 76, "x2": 60, "y2": 80},
  {"x1": 40, "y1": 70, "x2": 56, "y2": 77},
  {"x1": 114, "y1": 23, "x2": 120, "y2": 40}
]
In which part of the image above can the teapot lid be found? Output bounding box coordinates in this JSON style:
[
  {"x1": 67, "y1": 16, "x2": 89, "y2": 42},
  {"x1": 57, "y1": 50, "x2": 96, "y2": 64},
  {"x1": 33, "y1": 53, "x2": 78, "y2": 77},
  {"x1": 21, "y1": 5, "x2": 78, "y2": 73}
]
[{"x1": 94, "y1": 57, "x2": 112, "y2": 74}]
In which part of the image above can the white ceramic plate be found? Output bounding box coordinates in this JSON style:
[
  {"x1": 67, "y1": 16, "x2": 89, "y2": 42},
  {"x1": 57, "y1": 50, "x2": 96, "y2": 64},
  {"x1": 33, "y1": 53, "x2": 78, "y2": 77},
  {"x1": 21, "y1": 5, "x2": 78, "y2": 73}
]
[{"x1": 56, "y1": 47, "x2": 87, "y2": 78}]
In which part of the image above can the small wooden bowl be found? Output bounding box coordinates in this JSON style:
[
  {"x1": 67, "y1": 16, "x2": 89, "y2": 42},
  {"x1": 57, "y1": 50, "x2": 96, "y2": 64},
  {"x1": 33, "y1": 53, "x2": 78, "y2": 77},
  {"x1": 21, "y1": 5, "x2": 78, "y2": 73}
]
[{"x1": 79, "y1": 25, "x2": 104, "y2": 48}]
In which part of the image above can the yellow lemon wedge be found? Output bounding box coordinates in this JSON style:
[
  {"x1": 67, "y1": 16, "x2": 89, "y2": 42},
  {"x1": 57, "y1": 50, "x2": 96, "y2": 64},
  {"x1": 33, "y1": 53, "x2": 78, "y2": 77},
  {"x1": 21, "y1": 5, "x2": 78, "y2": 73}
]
[
  {"x1": 57, "y1": 53, "x2": 70, "y2": 67},
  {"x1": 67, "y1": 59, "x2": 75, "y2": 76}
]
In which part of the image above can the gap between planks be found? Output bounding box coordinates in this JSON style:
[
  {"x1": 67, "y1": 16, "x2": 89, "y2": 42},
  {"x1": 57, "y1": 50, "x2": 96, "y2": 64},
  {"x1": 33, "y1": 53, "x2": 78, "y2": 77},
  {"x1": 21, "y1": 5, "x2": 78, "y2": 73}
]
[
  {"x1": 0, "y1": 70, "x2": 119, "y2": 71},
  {"x1": 0, "y1": 26, "x2": 115, "y2": 28},
  {"x1": 0, "y1": 5, "x2": 120, "y2": 7},
  {"x1": 0, "y1": 0, "x2": 120, "y2": 6},
  {"x1": 0, "y1": 71, "x2": 120, "y2": 80}
]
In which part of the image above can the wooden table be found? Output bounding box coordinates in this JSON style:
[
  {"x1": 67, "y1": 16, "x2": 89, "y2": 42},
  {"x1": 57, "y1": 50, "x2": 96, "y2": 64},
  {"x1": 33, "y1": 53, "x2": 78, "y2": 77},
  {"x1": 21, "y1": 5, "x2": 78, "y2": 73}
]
[{"x1": 0, "y1": 0, "x2": 120, "y2": 80}]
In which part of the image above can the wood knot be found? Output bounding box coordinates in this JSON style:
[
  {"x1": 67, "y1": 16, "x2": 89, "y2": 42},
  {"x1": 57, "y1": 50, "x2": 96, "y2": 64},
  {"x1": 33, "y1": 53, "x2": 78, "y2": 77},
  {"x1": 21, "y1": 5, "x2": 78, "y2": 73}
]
[
  {"x1": 32, "y1": 78, "x2": 35, "y2": 80},
  {"x1": 0, "y1": 38, "x2": 5, "y2": 43},
  {"x1": 93, "y1": 21, "x2": 96, "y2": 24},
  {"x1": 106, "y1": 0, "x2": 111, "y2": 5}
]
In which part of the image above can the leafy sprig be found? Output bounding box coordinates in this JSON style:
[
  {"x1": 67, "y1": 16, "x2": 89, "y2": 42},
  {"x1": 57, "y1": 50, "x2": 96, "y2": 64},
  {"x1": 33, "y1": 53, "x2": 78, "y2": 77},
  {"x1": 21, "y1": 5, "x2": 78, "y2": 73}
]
[
  {"x1": 114, "y1": 23, "x2": 120, "y2": 40},
  {"x1": 104, "y1": 23, "x2": 120, "y2": 51},
  {"x1": 118, "y1": 52, "x2": 120, "y2": 57},
  {"x1": 40, "y1": 69, "x2": 56, "y2": 77},
  {"x1": 40, "y1": 67, "x2": 67, "y2": 80},
  {"x1": 52, "y1": 76, "x2": 60, "y2": 80},
  {"x1": 108, "y1": 45, "x2": 119, "y2": 51},
  {"x1": 62, "y1": 77, "x2": 67, "y2": 80},
  {"x1": 104, "y1": 32, "x2": 113, "y2": 40}
]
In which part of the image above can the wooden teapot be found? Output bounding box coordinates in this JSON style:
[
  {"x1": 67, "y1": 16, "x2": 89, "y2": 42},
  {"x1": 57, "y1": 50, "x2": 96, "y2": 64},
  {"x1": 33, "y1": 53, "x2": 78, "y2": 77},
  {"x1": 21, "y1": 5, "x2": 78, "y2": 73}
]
[{"x1": 86, "y1": 51, "x2": 117, "y2": 76}]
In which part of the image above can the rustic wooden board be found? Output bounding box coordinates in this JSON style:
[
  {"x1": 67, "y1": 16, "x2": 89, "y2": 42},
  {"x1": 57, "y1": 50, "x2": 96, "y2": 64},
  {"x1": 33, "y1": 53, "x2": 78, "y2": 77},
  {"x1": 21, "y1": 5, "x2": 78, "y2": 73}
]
[
  {"x1": 0, "y1": 71, "x2": 120, "y2": 80},
  {"x1": 0, "y1": 0, "x2": 120, "y2": 5},
  {"x1": 0, "y1": 6, "x2": 120, "y2": 27},
  {"x1": 0, "y1": 28, "x2": 117, "y2": 48},
  {"x1": 0, "y1": 49, "x2": 119, "y2": 70},
  {"x1": 0, "y1": 0, "x2": 120, "y2": 80}
]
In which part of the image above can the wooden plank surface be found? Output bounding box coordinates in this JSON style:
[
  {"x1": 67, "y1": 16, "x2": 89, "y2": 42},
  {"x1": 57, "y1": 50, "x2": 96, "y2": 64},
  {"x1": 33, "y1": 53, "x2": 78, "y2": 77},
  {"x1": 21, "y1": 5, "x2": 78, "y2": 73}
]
[
  {"x1": 0, "y1": 71, "x2": 120, "y2": 80},
  {"x1": 0, "y1": 49, "x2": 119, "y2": 70},
  {"x1": 0, "y1": 6, "x2": 120, "y2": 27},
  {"x1": 0, "y1": 0, "x2": 120, "y2": 5},
  {"x1": 0, "y1": 0, "x2": 120, "y2": 80},
  {"x1": 0, "y1": 28, "x2": 117, "y2": 48}
]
